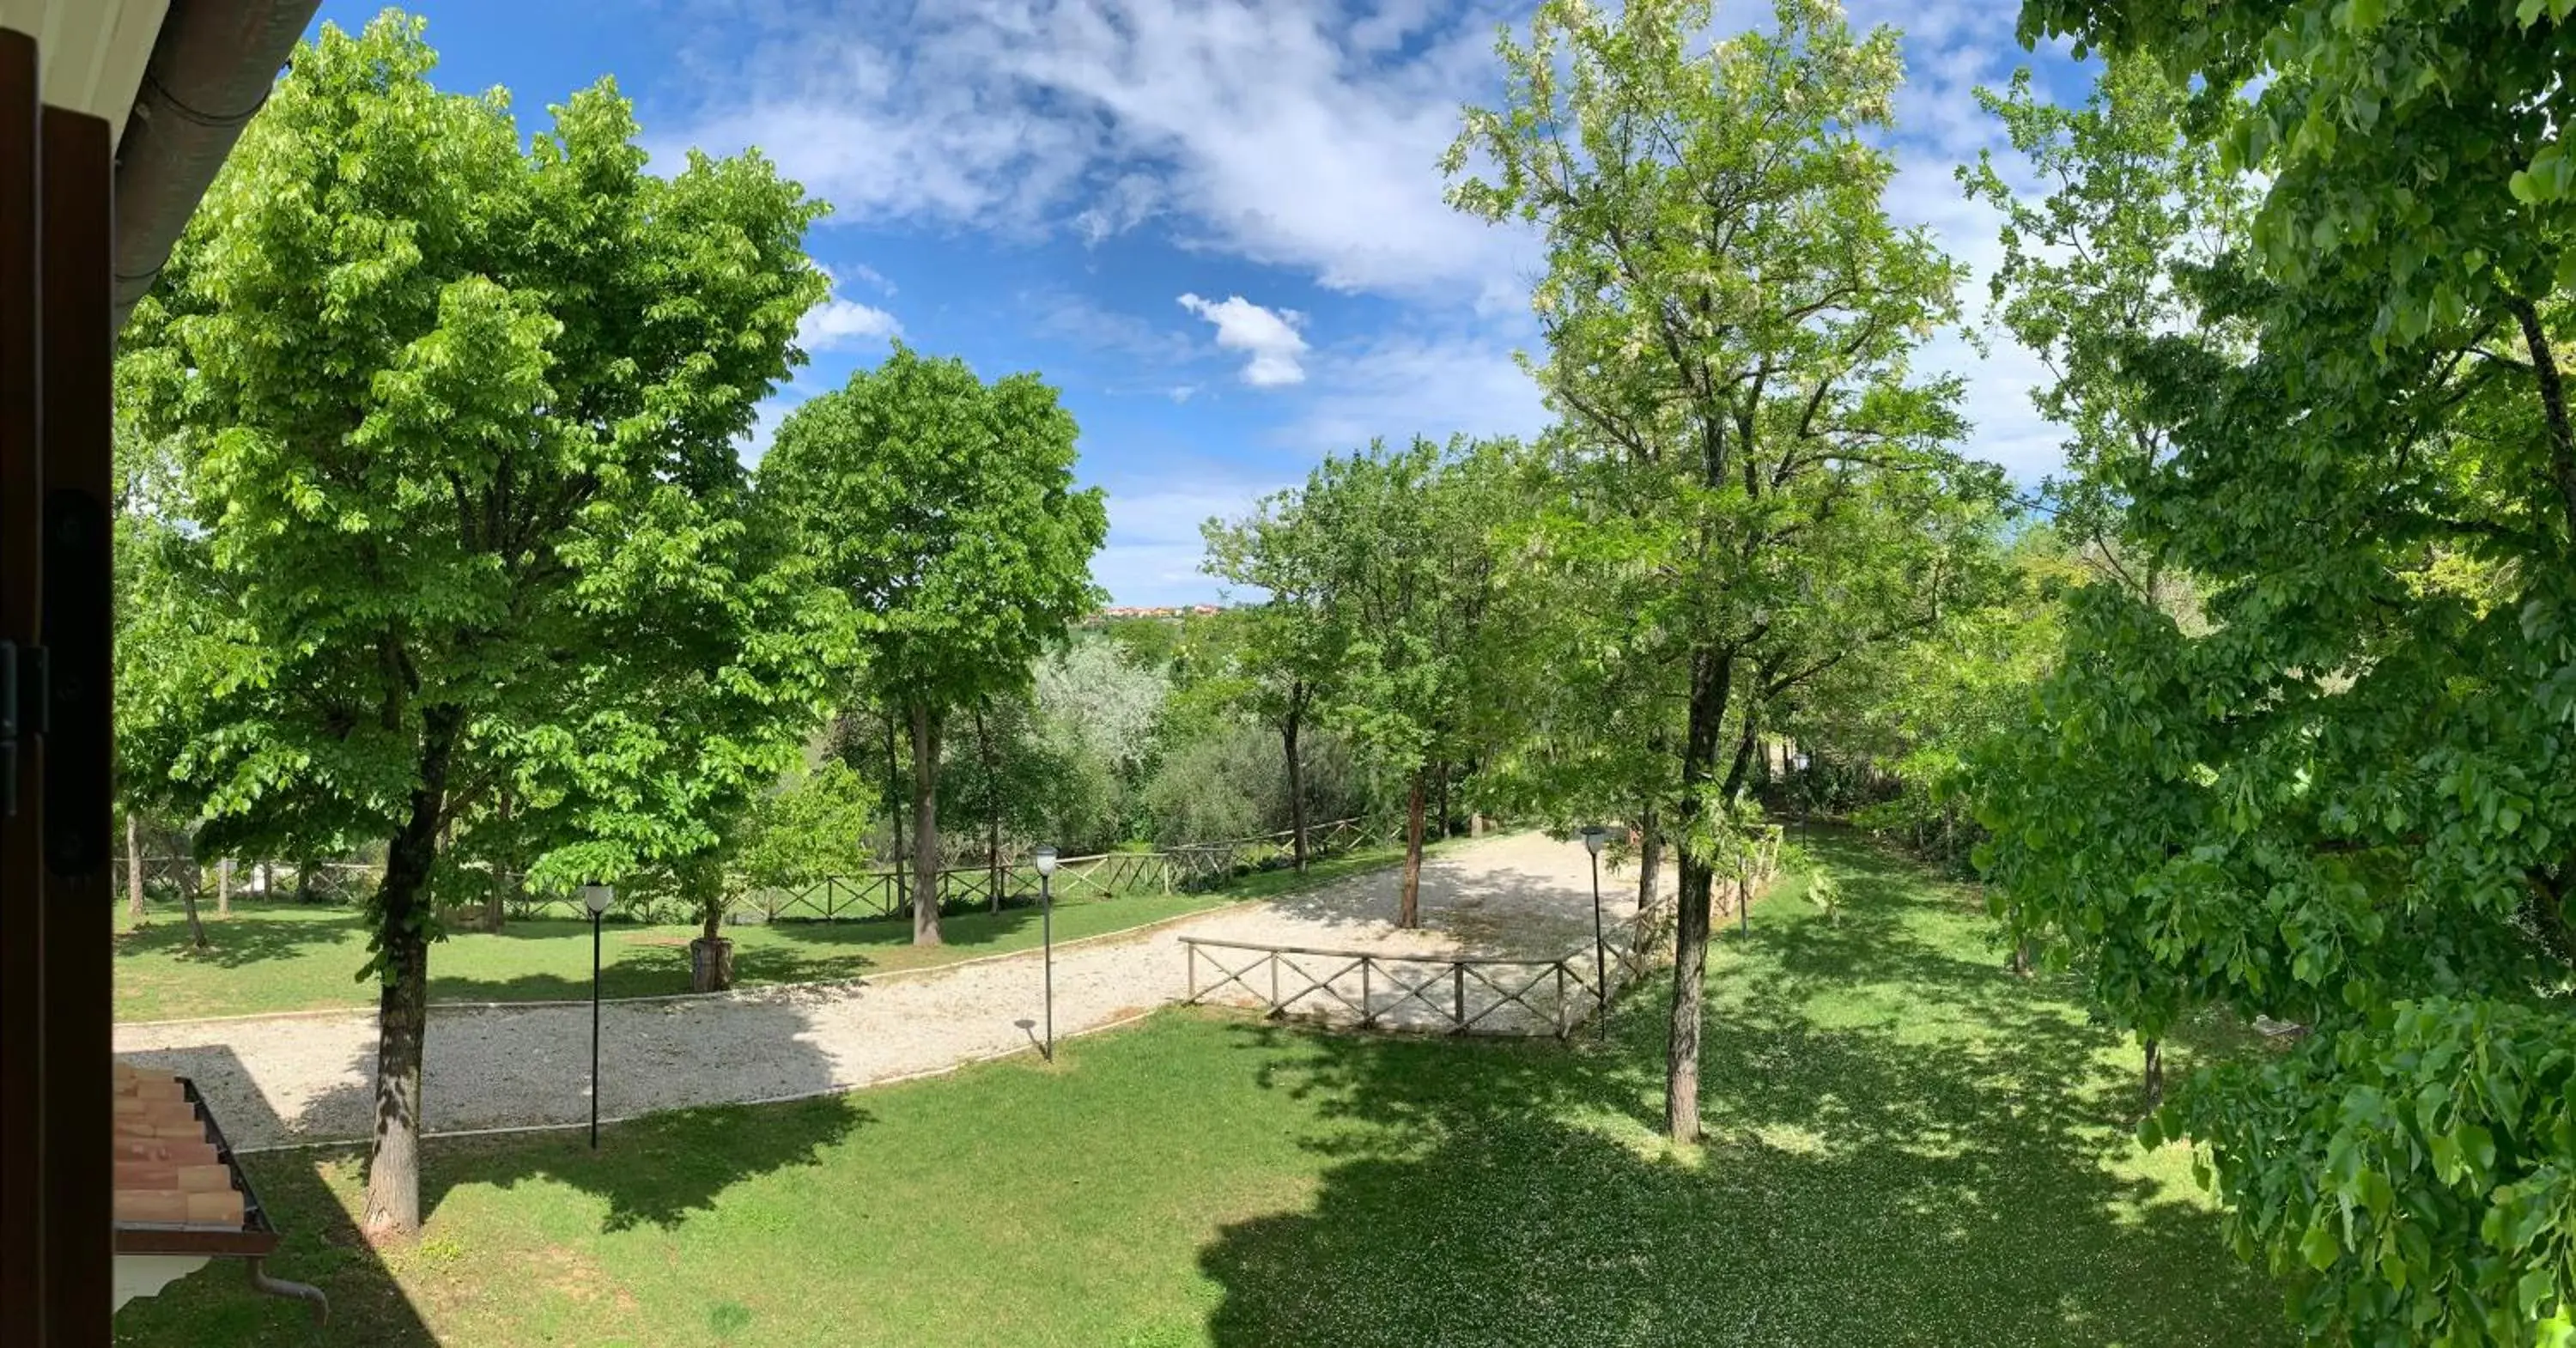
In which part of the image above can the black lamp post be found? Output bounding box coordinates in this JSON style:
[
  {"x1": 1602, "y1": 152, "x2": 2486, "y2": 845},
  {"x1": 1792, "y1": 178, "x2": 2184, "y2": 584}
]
[
  {"x1": 1034, "y1": 846, "x2": 1058, "y2": 1061},
  {"x1": 1582, "y1": 827, "x2": 1608, "y2": 1035},
  {"x1": 578, "y1": 879, "x2": 615, "y2": 1148}
]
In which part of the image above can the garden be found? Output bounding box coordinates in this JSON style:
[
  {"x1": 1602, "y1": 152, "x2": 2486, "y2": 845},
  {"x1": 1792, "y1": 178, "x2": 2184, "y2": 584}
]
[
  {"x1": 98, "y1": 0, "x2": 2576, "y2": 1344},
  {"x1": 112, "y1": 833, "x2": 2295, "y2": 1347}
]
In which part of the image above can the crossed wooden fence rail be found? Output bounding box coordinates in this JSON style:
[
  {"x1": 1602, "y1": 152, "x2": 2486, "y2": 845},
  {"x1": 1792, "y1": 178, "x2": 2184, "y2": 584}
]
[{"x1": 1178, "y1": 825, "x2": 1784, "y2": 1039}]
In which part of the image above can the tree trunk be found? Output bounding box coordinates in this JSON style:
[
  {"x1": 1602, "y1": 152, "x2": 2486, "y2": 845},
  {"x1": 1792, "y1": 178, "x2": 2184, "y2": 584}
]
[
  {"x1": 1397, "y1": 771, "x2": 1428, "y2": 928},
  {"x1": 908, "y1": 701, "x2": 944, "y2": 946},
  {"x1": 2142, "y1": 1035, "x2": 2165, "y2": 1110},
  {"x1": 484, "y1": 789, "x2": 513, "y2": 932},
  {"x1": 216, "y1": 858, "x2": 232, "y2": 917},
  {"x1": 1636, "y1": 801, "x2": 1662, "y2": 912},
  {"x1": 361, "y1": 706, "x2": 461, "y2": 1237},
  {"x1": 1663, "y1": 647, "x2": 1733, "y2": 1144},
  {"x1": 1283, "y1": 715, "x2": 1308, "y2": 872},
  {"x1": 978, "y1": 699, "x2": 1000, "y2": 915},
  {"x1": 691, "y1": 859, "x2": 733, "y2": 993},
  {"x1": 125, "y1": 812, "x2": 145, "y2": 923},
  {"x1": 884, "y1": 710, "x2": 908, "y2": 918},
  {"x1": 176, "y1": 856, "x2": 207, "y2": 951},
  {"x1": 1665, "y1": 849, "x2": 1712, "y2": 1143}
]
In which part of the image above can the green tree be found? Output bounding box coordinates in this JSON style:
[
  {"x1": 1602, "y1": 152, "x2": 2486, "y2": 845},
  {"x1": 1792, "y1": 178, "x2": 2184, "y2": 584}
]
[
  {"x1": 1954, "y1": 52, "x2": 2240, "y2": 1096},
  {"x1": 736, "y1": 758, "x2": 878, "y2": 896},
  {"x1": 759, "y1": 345, "x2": 1109, "y2": 944},
  {"x1": 115, "y1": 13, "x2": 828, "y2": 1234},
  {"x1": 1448, "y1": 0, "x2": 2004, "y2": 1141},
  {"x1": 1293, "y1": 436, "x2": 1516, "y2": 926},
  {"x1": 1979, "y1": 2, "x2": 2576, "y2": 1338},
  {"x1": 1203, "y1": 485, "x2": 1347, "y2": 870}
]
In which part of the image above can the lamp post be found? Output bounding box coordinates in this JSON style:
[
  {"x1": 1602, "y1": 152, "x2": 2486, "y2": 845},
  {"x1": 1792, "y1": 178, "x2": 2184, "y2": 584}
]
[
  {"x1": 1033, "y1": 846, "x2": 1058, "y2": 1061},
  {"x1": 578, "y1": 879, "x2": 615, "y2": 1149},
  {"x1": 1582, "y1": 827, "x2": 1608, "y2": 1035}
]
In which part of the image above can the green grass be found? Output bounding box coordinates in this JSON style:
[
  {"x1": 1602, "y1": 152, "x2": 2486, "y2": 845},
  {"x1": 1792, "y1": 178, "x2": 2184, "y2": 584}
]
[
  {"x1": 112, "y1": 829, "x2": 2293, "y2": 1347},
  {"x1": 113, "y1": 842, "x2": 1433, "y2": 1022}
]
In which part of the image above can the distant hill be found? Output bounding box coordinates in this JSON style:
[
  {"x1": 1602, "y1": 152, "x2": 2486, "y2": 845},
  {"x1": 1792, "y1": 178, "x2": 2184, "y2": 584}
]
[{"x1": 1090, "y1": 604, "x2": 1228, "y2": 622}]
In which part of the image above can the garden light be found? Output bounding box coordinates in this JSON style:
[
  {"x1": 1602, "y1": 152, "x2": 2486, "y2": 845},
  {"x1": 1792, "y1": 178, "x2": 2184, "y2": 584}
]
[
  {"x1": 580, "y1": 879, "x2": 614, "y2": 1148},
  {"x1": 1035, "y1": 847, "x2": 1058, "y2": 1060}
]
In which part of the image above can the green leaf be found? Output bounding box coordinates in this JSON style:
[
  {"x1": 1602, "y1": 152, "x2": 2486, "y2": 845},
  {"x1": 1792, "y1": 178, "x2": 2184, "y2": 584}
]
[{"x1": 2303, "y1": 1221, "x2": 2343, "y2": 1270}]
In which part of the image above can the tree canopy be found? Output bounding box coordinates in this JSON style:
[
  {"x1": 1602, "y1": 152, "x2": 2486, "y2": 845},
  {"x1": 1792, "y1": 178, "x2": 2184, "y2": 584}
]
[
  {"x1": 114, "y1": 11, "x2": 831, "y2": 1234},
  {"x1": 1447, "y1": 0, "x2": 2008, "y2": 1141},
  {"x1": 758, "y1": 344, "x2": 1109, "y2": 944},
  {"x1": 1977, "y1": 3, "x2": 2576, "y2": 1339}
]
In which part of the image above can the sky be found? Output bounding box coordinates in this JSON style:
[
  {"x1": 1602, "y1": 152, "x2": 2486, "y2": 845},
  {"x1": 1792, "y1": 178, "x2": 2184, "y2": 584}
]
[{"x1": 302, "y1": 0, "x2": 2093, "y2": 604}]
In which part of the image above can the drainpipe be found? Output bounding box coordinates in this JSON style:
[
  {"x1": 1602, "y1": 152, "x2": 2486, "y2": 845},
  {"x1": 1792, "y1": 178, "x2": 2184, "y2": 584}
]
[{"x1": 110, "y1": 0, "x2": 322, "y2": 334}]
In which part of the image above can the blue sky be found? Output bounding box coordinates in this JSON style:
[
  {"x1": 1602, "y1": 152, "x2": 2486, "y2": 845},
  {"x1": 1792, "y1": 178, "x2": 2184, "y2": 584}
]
[{"x1": 304, "y1": 1, "x2": 2091, "y2": 604}]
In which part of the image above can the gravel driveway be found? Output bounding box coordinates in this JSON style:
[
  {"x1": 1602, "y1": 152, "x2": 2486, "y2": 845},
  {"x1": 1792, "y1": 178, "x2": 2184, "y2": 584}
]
[{"x1": 116, "y1": 831, "x2": 1660, "y2": 1150}]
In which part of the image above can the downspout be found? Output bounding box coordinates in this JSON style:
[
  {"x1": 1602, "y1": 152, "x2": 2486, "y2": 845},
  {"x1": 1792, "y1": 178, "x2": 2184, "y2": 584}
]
[{"x1": 110, "y1": 1, "x2": 321, "y2": 334}]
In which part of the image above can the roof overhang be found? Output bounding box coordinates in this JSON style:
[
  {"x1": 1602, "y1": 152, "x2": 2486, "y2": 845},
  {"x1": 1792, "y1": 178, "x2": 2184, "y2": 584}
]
[
  {"x1": 0, "y1": 0, "x2": 321, "y2": 331},
  {"x1": 0, "y1": 0, "x2": 169, "y2": 149}
]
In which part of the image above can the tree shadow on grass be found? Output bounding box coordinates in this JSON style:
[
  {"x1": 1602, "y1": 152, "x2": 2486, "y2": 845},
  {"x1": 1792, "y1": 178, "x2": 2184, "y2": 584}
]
[
  {"x1": 418, "y1": 1093, "x2": 872, "y2": 1234},
  {"x1": 1195, "y1": 828, "x2": 2296, "y2": 1348},
  {"x1": 113, "y1": 901, "x2": 362, "y2": 971},
  {"x1": 106, "y1": 1042, "x2": 438, "y2": 1348}
]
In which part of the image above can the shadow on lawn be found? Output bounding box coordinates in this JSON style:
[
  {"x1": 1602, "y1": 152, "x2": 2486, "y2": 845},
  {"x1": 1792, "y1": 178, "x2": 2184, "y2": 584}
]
[
  {"x1": 117, "y1": 1018, "x2": 866, "y2": 1344},
  {"x1": 114, "y1": 901, "x2": 361, "y2": 969},
  {"x1": 1196, "y1": 828, "x2": 2294, "y2": 1348},
  {"x1": 107, "y1": 1042, "x2": 439, "y2": 1348},
  {"x1": 424, "y1": 907, "x2": 1066, "y2": 1004},
  {"x1": 420, "y1": 1093, "x2": 872, "y2": 1233}
]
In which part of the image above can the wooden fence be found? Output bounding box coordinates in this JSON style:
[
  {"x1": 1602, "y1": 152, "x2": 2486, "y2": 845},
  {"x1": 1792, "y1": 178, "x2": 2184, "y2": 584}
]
[
  {"x1": 117, "y1": 815, "x2": 1406, "y2": 923},
  {"x1": 1178, "y1": 824, "x2": 1785, "y2": 1038},
  {"x1": 106, "y1": 856, "x2": 379, "y2": 908}
]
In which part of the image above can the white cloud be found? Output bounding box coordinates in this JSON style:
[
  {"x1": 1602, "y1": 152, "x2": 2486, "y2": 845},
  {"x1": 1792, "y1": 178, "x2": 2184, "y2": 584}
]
[
  {"x1": 1178, "y1": 293, "x2": 1309, "y2": 388},
  {"x1": 799, "y1": 295, "x2": 901, "y2": 350},
  {"x1": 1289, "y1": 329, "x2": 1549, "y2": 455},
  {"x1": 1092, "y1": 481, "x2": 1287, "y2": 604},
  {"x1": 798, "y1": 264, "x2": 902, "y2": 351},
  {"x1": 658, "y1": 0, "x2": 1540, "y2": 305},
  {"x1": 1168, "y1": 385, "x2": 1198, "y2": 404},
  {"x1": 1075, "y1": 173, "x2": 1163, "y2": 245},
  {"x1": 670, "y1": 0, "x2": 2087, "y2": 485}
]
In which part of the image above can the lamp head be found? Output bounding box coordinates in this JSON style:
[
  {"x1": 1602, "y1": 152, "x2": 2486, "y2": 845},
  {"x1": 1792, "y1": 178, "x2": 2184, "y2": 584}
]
[
  {"x1": 1033, "y1": 846, "x2": 1058, "y2": 877},
  {"x1": 579, "y1": 880, "x2": 615, "y2": 916},
  {"x1": 1581, "y1": 826, "x2": 1607, "y2": 856}
]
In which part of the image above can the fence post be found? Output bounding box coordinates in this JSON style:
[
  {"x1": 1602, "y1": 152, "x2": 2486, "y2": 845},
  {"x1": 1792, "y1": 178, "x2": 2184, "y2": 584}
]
[
  {"x1": 1269, "y1": 952, "x2": 1280, "y2": 1013},
  {"x1": 1555, "y1": 962, "x2": 1567, "y2": 1037},
  {"x1": 1452, "y1": 964, "x2": 1466, "y2": 1032},
  {"x1": 1360, "y1": 957, "x2": 1372, "y2": 1028}
]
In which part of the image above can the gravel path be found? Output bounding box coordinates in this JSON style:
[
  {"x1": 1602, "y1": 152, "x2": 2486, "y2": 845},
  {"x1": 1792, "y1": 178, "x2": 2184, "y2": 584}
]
[{"x1": 116, "y1": 832, "x2": 1662, "y2": 1149}]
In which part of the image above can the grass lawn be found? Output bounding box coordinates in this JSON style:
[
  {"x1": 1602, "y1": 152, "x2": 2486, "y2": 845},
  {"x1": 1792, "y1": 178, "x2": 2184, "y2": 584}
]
[
  {"x1": 114, "y1": 842, "x2": 1438, "y2": 1022},
  {"x1": 111, "y1": 829, "x2": 2293, "y2": 1347}
]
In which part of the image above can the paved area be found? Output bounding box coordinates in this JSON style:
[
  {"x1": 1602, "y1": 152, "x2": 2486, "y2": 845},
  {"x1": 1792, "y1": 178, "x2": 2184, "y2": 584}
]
[{"x1": 116, "y1": 832, "x2": 1665, "y2": 1148}]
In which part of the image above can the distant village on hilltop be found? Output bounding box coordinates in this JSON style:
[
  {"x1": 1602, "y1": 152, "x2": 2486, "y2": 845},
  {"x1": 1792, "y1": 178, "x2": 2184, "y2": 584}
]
[{"x1": 1091, "y1": 604, "x2": 1228, "y2": 622}]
